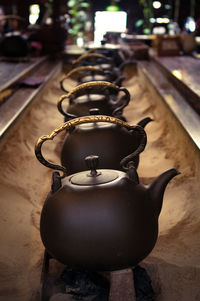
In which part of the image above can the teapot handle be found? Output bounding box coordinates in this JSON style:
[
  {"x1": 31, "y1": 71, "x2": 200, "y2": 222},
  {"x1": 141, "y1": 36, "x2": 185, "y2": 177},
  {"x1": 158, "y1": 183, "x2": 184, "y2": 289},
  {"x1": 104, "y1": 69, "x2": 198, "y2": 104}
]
[
  {"x1": 35, "y1": 116, "x2": 147, "y2": 178},
  {"x1": 60, "y1": 66, "x2": 102, "y2": 93},
  {"x1": 112, "y1": 90, "x2": 130, "y2": 118},
  {"x1": 57, "y1": 81, "x2": 130, "y2": 118},
  {"x1": 72, "y1": 52, "x2": 112, "y2": 65}
]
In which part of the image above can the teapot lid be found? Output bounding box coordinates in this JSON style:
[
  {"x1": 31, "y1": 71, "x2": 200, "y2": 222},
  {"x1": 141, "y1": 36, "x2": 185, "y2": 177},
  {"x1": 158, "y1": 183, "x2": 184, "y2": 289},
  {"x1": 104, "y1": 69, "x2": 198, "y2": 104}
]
[
  {"x1": 81, "y1": 75, "x2": 107, "y2": 82},
  {"x1": 76, "y1": 109, "x2": 118, "y2": 130},
  {"x1": 97, "y1": 63, "x2": 111, "y2": 69},
  {"x1": 70, "y1": 155, "x2": 119, "y2": 185}
]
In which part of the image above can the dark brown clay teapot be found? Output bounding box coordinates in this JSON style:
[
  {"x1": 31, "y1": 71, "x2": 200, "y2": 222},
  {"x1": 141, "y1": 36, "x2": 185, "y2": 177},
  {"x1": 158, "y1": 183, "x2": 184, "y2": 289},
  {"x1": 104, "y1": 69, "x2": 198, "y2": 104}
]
[
  {"x1": 35, "y1": 120, "x2": 179, "y2": 271},
  {"x1": 43, "y1": 113, "x2": 151, "y2": 175},
  {"x1": 72, "y1": 52, "x2": 134, "y2": 80},
  {"x1": 72, "y1": 52, "x2": 115, "y2": 70},
  {"x1": 0, "y1": 15, "x2": 30, "y2": 57},
  {"x1": 57, "y1": 81, "x2": 130, "y2": 122},
  {"x1": 85, "y1": 46, "x2": 123, "y2": 66},
  {"x1": 60, "y1": 66, "x2": 124, "y2": 94},
  {"x1": 0, "y1": 32, "x2": 29, "y2": 57},
  {"x1": 72, "y1": 52, "x2": 125, "y2": 82},
  {"x1": 78, "y1": 68, "x2": 125, "y2": 87}
]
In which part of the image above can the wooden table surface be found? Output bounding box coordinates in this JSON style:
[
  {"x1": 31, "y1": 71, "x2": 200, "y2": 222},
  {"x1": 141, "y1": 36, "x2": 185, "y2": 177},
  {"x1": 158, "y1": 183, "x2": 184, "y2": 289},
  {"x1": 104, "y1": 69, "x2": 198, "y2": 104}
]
[
  {"x1": 153, "y1": 55, "x2": 200, "y2": 99},
  {"x1": 0, "y1": 56, "x2": 47, "y2": 92},
  {"x1": 0, "y1": 56, "x2": 61, "y2": 143}
]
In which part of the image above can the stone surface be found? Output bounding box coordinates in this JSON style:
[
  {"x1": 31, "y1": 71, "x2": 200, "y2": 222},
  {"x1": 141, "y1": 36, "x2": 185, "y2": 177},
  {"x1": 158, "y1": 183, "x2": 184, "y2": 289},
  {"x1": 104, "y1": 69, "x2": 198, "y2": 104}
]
[{"x1": 109, "y1": 269, "x2": 136, "y2": 301}]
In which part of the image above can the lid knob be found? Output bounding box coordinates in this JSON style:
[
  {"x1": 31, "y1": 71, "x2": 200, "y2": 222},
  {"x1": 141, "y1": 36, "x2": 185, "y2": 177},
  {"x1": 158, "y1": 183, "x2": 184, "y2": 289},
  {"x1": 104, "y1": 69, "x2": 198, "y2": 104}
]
[
  {"x1": 85, "y1": 155, "x2": 100, "y2": 177},
  {"x1": 70, "y1": 155, "x2": 118, "y2": 185}
]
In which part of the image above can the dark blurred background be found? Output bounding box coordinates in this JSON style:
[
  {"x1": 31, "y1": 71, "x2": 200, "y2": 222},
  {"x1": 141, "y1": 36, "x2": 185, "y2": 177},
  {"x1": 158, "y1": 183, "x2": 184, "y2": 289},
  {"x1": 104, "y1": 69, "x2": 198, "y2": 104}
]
[{"x1": 1, "y1": 0, "x2": 200, "y2": 32}]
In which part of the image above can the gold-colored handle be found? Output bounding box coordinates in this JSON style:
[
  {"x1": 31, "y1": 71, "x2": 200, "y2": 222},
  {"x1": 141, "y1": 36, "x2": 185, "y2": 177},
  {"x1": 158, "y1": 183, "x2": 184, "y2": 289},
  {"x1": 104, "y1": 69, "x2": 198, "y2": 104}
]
[
  {"x1": 72, "y1": 53, "x2": 107, "y2": 65},
  {"x1": 35, "y1": 115, "x2": 134, "y2": 178},
  {"x1": 61, "y1": 66, "x2": 102, "y2": 81},
  {"x1": 57, "y1": 80, "x2": 129, "y2": 117},
  {"x1": 60, "y1": 66, "x2": 102, "y2": 93}
]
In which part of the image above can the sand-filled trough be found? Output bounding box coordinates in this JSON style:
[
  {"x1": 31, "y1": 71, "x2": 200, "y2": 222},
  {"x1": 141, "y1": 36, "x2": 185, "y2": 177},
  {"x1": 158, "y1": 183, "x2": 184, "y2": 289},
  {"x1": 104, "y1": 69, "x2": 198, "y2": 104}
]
[{"x1": 0, "y1": 64, "x2": 199, "y2": 301}]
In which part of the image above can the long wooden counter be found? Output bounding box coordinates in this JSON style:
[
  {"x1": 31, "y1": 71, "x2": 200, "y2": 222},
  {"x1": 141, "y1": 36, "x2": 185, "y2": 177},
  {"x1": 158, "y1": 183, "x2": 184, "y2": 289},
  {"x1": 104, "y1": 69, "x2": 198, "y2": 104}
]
[
  {"x1": 0, "y1": 56, "x2": 47, "y2": 92},
  {"x1": 0, "y1": 56, "x2": 62, "y2": 144},
  {"x1": 138, "y1": 54, "x2": 200, "y2": 151},
  {"x1": 151, "y1": 55, "x2": 200, "y2": 115},
  {"x1": 153, "y1": 55, "x2": 200, "y2": 99}
]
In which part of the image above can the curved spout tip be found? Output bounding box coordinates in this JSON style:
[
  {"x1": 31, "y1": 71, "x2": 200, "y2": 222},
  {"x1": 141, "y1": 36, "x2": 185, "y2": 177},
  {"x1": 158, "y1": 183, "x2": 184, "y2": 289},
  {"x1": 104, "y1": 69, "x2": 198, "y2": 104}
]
[
  {"x1": 137, "y1": 117, "x2": 153, "y2": 128},
  {"x1": 168, "y1": 168, "x2": 181, "y2": 177},
  {"x1": 149, "y1": 168, "x2": 180, "y2": 217}
]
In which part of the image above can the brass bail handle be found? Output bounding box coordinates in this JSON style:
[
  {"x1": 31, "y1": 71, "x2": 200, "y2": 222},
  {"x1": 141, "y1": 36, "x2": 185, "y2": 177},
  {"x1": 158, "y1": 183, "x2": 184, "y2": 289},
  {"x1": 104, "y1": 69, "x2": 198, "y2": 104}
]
[
  {"x1": 72, "y1": 53, "x2": 109, "y2": 65},
  {"x1": 35, "y1": 116, "x2": 147, "y2": 178},
  {"x1": 57, "y1": 81, "x2": 130, "y2": 118},
  {"x1": 60, "y1": 66, "x2": 102, "y2": 93}
]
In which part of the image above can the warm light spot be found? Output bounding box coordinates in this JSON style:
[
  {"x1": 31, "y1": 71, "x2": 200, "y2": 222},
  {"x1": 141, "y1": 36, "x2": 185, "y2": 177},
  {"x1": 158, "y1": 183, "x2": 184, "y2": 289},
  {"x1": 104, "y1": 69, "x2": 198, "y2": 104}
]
[
  {"x1": 29, "y1": 4, "x2": 40, "y2": 25},
  {"x1": 165, "y1": 4, "x2": 171, "y2": 10},
  {"x1": 152, "y1": 26, "x2": 166, "y2": 34},
  {"x1": 153, "y1": 1, "x2": 161, "y2": 9},
  {"x1": 76, "y1": 34, "x2": 84, "y2": 48},
  {"x1": 150, "y1": 18, "x2": 156, "y2": 23},
  {"x1": 185, "y1": 17, "x2": 196, "y2": 33},
  {"x1": 156, "y1": 17, "x2": 170, "y2": 24},
  {"x1": 94, "y1": 11, "x2": 127, "y2": 45},
  {"x1": 162, "y1": 18, "x2": 170, "y2": 24},
  {"x1": 106, "y1": 5, "x2": 120, "y2": 12},
  {"x1": 172, "y1": 70, "x2": 182, "y2": 80}
]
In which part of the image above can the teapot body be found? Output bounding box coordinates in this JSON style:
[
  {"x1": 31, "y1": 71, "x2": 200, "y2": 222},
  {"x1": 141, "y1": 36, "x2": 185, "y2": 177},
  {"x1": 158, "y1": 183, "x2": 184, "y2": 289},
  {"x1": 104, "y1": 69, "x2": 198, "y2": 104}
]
[
  {"x1": 77, "y1": 69, "x2": 124, "y2": 87},
  {"x1": 58, "y1": 82, "x2": 130, "y2": 123},
  {"x1": 40, "y1": 172, "x2": 158, "y2": 271},
  {"x1": 66, "y1": 94, "x2": 116, "y2": 119},
  {"x1": 61, "y1": 122, "x2": 141, "y2": 175},
  {"x1": 0, "y1": 32, "x2": 29, "y2": 57}
]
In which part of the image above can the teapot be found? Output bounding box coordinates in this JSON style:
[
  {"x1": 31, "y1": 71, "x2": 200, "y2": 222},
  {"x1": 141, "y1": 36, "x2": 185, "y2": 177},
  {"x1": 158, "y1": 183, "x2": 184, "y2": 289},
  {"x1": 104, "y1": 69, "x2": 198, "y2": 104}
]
[
  {"x1": 57, "y1": 81, "x2": 130, "y2": 122},
  {"x1": 60, "y1": 66, "x2": 124, "y2": 93},
  {"x1": 43, "y1": 113, "x2": 151, "y2": 175},
  {"x1": 72, "y1": 52, "x2": 135, "y2": 80},
  {"x1": 85, "y1": 46, "x2": 123, "y2": 66},
  {"x1": 35, "y1": 118, "x2": 179, "y2": 271},
  {"x1": 72, "y1": 52, "x2": 116, "y2": 70},
  {"x1": 0, "y1": 32, "x2": 29, "y2": 57},
  {"x1": 72, "y1": 52, "x2": 126, "y2": 82},
  {"x1": 0, "y1": 15, "x2": 30, "y2": 58}
]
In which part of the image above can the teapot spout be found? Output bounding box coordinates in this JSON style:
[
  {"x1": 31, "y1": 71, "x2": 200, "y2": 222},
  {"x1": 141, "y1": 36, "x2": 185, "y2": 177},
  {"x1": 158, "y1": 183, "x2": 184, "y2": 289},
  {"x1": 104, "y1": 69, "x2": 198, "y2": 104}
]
[
  {"x1": 137, "y1": 117, "x2": 153, "y2": 129},
  {"x1": 149, "y1": 168, "x2": 180, "y2": 217}
]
